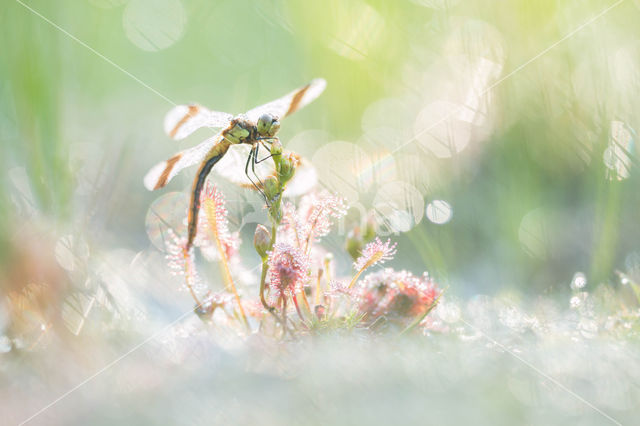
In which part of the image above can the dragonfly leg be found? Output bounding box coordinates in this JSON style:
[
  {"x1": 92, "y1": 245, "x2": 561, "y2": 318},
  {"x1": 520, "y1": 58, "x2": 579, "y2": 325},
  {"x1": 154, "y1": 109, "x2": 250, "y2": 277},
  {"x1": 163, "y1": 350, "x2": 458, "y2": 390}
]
[
  {"x1": 251, "y1": 143, "x2": 267, "y2": 188},
  {"x1": 255, "y1": 144, "x2": 275, "y2": 164},
  {"x1": 244, "y1": 145, "x2": 269, "y2": 204},
  {"x1": 255, "y1": 138, "x2": 281, "y2": 164},
  {"x1": 244, "y1": 146, "x2": 262, "y2": 192}
]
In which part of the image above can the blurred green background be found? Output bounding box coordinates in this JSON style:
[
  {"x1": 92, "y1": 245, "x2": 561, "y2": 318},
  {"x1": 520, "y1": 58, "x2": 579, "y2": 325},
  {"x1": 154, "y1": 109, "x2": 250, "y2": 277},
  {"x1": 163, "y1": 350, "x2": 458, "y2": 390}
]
[{"x1": 2, "y1": 0, "x2": 640, "y2": 297}]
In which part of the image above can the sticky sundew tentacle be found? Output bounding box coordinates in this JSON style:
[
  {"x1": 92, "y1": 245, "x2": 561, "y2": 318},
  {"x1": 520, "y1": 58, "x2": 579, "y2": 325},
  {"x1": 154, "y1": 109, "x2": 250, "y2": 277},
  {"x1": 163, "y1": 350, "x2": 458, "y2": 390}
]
[
  {"x1": 165, "y1": 228, "x2": 204, "y2": 306},
  {"x1": 265, "y1": 242, "x2": 311, "y2": 325},
  {"x1": 280, "y1": 201, "x2": 305, "y2": 249},
  {"x1": 197, "y1": 182, "x2": 240, "y2": 259},
  {"x1": 279, "y1": 191, "x2": 347, "y2": 254},
  {"x1": 353, "y1": 238, "x2": 397, "y2": 271},
  {"x1": 200, "y1": 182, "x2": 249, "y2": 331},
  {"x1": 300, "y1": 191, "x2": 348, "y2": 253},
  {"x1": 348, "y1": 238, "x2": 397, "y2": 289},
  {"x1": 267, "y1": 243, "x2": 310, "y2": 300}
]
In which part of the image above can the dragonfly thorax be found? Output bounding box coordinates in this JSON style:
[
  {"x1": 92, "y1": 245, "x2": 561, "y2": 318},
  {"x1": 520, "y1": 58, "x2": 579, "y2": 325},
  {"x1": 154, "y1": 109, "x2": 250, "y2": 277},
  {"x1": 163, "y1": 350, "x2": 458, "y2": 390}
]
[{"x1": 224, "y1": 118, "x2": 253, "y2": 144}]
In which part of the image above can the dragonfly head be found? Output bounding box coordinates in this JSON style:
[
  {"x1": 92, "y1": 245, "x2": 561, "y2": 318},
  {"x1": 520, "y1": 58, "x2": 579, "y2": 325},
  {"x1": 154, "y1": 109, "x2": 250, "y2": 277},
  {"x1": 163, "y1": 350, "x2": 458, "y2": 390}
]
[{"x1": 256, "y1": 113, "x2": 280, "y2": 138}]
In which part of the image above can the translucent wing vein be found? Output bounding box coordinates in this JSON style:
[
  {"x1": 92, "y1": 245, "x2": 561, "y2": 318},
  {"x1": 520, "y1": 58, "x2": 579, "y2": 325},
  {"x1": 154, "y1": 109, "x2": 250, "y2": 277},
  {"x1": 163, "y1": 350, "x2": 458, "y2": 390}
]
[
  {"x1": 245, "y1": 78, "x2": 327, "y2": 123},
  {"x1": 164, "y1": 104, "x2": 233, "y2": 140},
  {"x1": 144, "y1": 134, "x2": 224, "y2": 191}
]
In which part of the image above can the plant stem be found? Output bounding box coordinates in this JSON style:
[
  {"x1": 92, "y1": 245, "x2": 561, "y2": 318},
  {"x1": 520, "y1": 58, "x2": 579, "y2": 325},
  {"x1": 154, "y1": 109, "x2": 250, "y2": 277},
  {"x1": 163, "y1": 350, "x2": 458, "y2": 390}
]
[
  {"x1": 348, "y1": 267, "x2": 366, "y2": 289},
  {"x1": 258, "y1": 222, "x2": 289, "y2": 332},
  {"x1": 292, "y1": 293, "x2": 305, "y2": 322},
  {"x1": 281, "y1": 296, "x2": 288, "y2": 336},
  {"x1": 259, "y1": 257, "x2": 270, "y2": 309},
  {"x1": 348, "y1": 253, "x2": 383, "y2": 289},
  {"x1": 300, "y1": 287, "x2": 312, "y2": 315},
  {"x1": 259, "y1": 223, "x2": 279, "y2": 308},
  {"x1": 204, "y1": 199, "x2": 249, "y2": 331},
  {"x1": 217, "y1": 246, "x2": 249, "y2": 331},
  {"x1": 183, "y1": 248, "x2": 202, "y2": 307},
  {"x1": 314, "y1": 269, "x2": 323, "y2": 306}
]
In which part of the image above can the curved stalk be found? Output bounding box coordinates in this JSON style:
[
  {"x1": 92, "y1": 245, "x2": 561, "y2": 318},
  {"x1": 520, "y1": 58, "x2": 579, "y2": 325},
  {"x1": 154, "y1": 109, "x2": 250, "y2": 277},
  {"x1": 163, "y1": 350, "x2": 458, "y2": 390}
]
[{"x1": 204, "y1": 199, "x2": 249, "y2": 331}]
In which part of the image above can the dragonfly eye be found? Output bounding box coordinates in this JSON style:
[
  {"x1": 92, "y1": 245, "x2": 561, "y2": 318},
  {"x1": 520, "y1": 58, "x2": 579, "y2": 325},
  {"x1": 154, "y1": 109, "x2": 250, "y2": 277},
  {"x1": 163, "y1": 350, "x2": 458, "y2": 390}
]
[
  {"x1": 269, "y1": 119, "x2": 280, "y2": 136},
  {"x1": 257, "y1": 113, "x2": 273, "y2": 135},
  {"x1": 257, "y1": 113, "x2": 280, "y2": 137}
]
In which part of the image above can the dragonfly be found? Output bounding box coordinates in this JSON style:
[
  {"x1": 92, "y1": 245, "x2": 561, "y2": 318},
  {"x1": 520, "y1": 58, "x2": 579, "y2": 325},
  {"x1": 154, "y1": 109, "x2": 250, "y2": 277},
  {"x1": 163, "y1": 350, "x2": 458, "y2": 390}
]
[{"x1": 144, "y1": 78, "x2": 326, "y2": 250}]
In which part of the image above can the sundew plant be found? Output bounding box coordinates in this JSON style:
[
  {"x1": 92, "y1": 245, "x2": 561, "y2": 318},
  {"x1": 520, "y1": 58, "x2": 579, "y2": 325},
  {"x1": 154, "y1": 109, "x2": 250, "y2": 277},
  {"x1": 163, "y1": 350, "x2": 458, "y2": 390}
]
[{"x1": 2, "y1": 0, "x2": 640, "y2": 425}]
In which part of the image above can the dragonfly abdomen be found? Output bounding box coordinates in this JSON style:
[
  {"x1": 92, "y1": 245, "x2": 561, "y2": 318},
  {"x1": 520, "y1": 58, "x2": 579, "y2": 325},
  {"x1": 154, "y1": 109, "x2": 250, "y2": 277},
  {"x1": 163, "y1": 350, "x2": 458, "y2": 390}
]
[{"x1": 187, "y1": 141, "x2": 231, "y2": 249}]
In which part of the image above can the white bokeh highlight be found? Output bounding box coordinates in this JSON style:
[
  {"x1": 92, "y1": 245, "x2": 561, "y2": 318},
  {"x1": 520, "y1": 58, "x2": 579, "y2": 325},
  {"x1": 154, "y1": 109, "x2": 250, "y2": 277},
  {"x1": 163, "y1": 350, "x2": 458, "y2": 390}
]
[
  {"x1": 123, "y1": 0, "x2": 186, "y2": 52},
  {"x1": 426, "y1": 199, "x2": 452, "y2": 225}
]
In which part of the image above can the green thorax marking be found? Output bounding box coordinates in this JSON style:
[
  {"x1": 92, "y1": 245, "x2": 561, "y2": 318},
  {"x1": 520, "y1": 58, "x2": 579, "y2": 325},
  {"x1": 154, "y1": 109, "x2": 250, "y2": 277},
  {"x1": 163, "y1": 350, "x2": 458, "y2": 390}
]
[{"x1": 223, "y1": 118, "x2": 254, "y2": 144}]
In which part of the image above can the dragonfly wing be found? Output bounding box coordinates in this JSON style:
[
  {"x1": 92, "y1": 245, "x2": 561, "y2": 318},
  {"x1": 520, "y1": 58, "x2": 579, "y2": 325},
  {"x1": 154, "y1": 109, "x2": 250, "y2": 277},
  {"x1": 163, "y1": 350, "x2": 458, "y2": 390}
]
[
  {"x1": 245, "y1": 78, "x2": 326, "y2": 123},
  {"x1": 214, "y1": 144, "x2": 276, "y2": 187},
  {"x1": 164, "y1": 104, "x2": 233, "y2": 140},
  {"x1": 144, "y1": 133, "x2": 224, "y2": 191}
]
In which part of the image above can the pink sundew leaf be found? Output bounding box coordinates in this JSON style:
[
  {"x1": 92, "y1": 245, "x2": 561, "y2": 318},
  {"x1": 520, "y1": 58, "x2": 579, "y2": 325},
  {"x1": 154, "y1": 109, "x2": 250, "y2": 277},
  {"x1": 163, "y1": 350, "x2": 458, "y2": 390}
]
[
  {"x1": 354, "y1": 238, "x2": 397, "y2": 271},
  {"x1": 267, "y1": 243, "x2": 310, "y2": 298}
]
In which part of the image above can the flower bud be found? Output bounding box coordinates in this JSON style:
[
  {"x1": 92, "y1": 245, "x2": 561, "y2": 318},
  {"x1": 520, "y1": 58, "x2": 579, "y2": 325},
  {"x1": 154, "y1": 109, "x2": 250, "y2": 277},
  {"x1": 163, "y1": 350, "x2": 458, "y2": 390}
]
[
  {"x1": 278, "y1": 154, "x2": 296, "y2": 184},
  {"x1": 314, "y1": 305, "x2": 326, "y2": 320},
  {"x1": 270, "y1": 139, "x2": 283, "y2": 157},
  {"x1": 253, "y1": 224, "x2": 271, "y2": 258},
  {"x1": 263, "y1": 176, "x2": 280, "y2": 201}
]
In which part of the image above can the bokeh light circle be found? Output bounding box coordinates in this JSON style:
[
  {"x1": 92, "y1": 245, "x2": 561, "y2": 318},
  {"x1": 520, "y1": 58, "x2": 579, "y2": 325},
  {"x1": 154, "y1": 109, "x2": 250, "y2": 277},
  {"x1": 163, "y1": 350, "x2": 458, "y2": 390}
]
[
  {"x1": 361, "y1": 97, "x2": 416, "y2": 138},
  {"x1": 393, "y1": 154, "x2": 432, "y2": 196},
  {"x1": 410, "y1": 0, "x2": 461, "y2": 9},
  {"x1": 145, "y1": 192, "x2": 189, "y2": 251},
  {"x1": 414, "y1": 100, "x2": 473, "y2": 158},
  {"x1": 518, "y1": 208, "x2": 559, "y2": 260},
  {"x1": 570, "y1": 272, "x2": 587, "y2": 291},
  {"x1": 89, "y1": 0, "x2": 127, "y2": 8},
  {"x1": 327, "y1": 1, "x2": 385, "y2": 61},
  {"x1": 312, "y1": 141, "x2": 372, "y2": 203},
  {"x1": 55, "y1": 235, "x2": 90, "y2": 272},
  {"x1": 123, "y1": 0, "x2": 186, "y2": 52},
  {"x1": 426, "y1": 200, "x2": 452, "y2": 225},
  {"x1": 373, "y1": 181, "x2": 424, "y2": 234}
]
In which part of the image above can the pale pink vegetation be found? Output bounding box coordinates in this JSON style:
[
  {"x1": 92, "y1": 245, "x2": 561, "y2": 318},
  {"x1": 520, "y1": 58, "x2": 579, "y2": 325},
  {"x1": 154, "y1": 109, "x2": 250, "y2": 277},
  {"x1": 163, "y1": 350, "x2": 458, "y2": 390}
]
[
  {"x1": 161, "y1": 184, "x2": 440, "y2": 332},
  {"x1": 328, "y1": 280, "x2": 355, "y2": 297},
  {"x1": 280, "y1": 202, "x2": 301, "y2": 246},
  {"x1": 267, "y1": 243, "x2": 310, "y2": 299},
  {"x1": 354, "y1": 237, "x2": 397, "y2": 271},
  {"x1": 195, "y1": 182, "x2": 240, "y2": 260},
  {"x1": 165, "y1": 228, "x2": 192, "y2": 277},
  {"x1": 195, "y1": 291, "x2": 232, "y2": 317},
  {"x1": 165, "y1": 228, "x2": 203, "y2": 294},
  {"x1": 241, "y1": 299, "x2": 268, "y2": 318},
  {"x1": 355, "y1": 268, "x2": 440, "y2": 322},
  {"x1": 282, "y1": 191, "x2": 347, "y2": 251}
]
